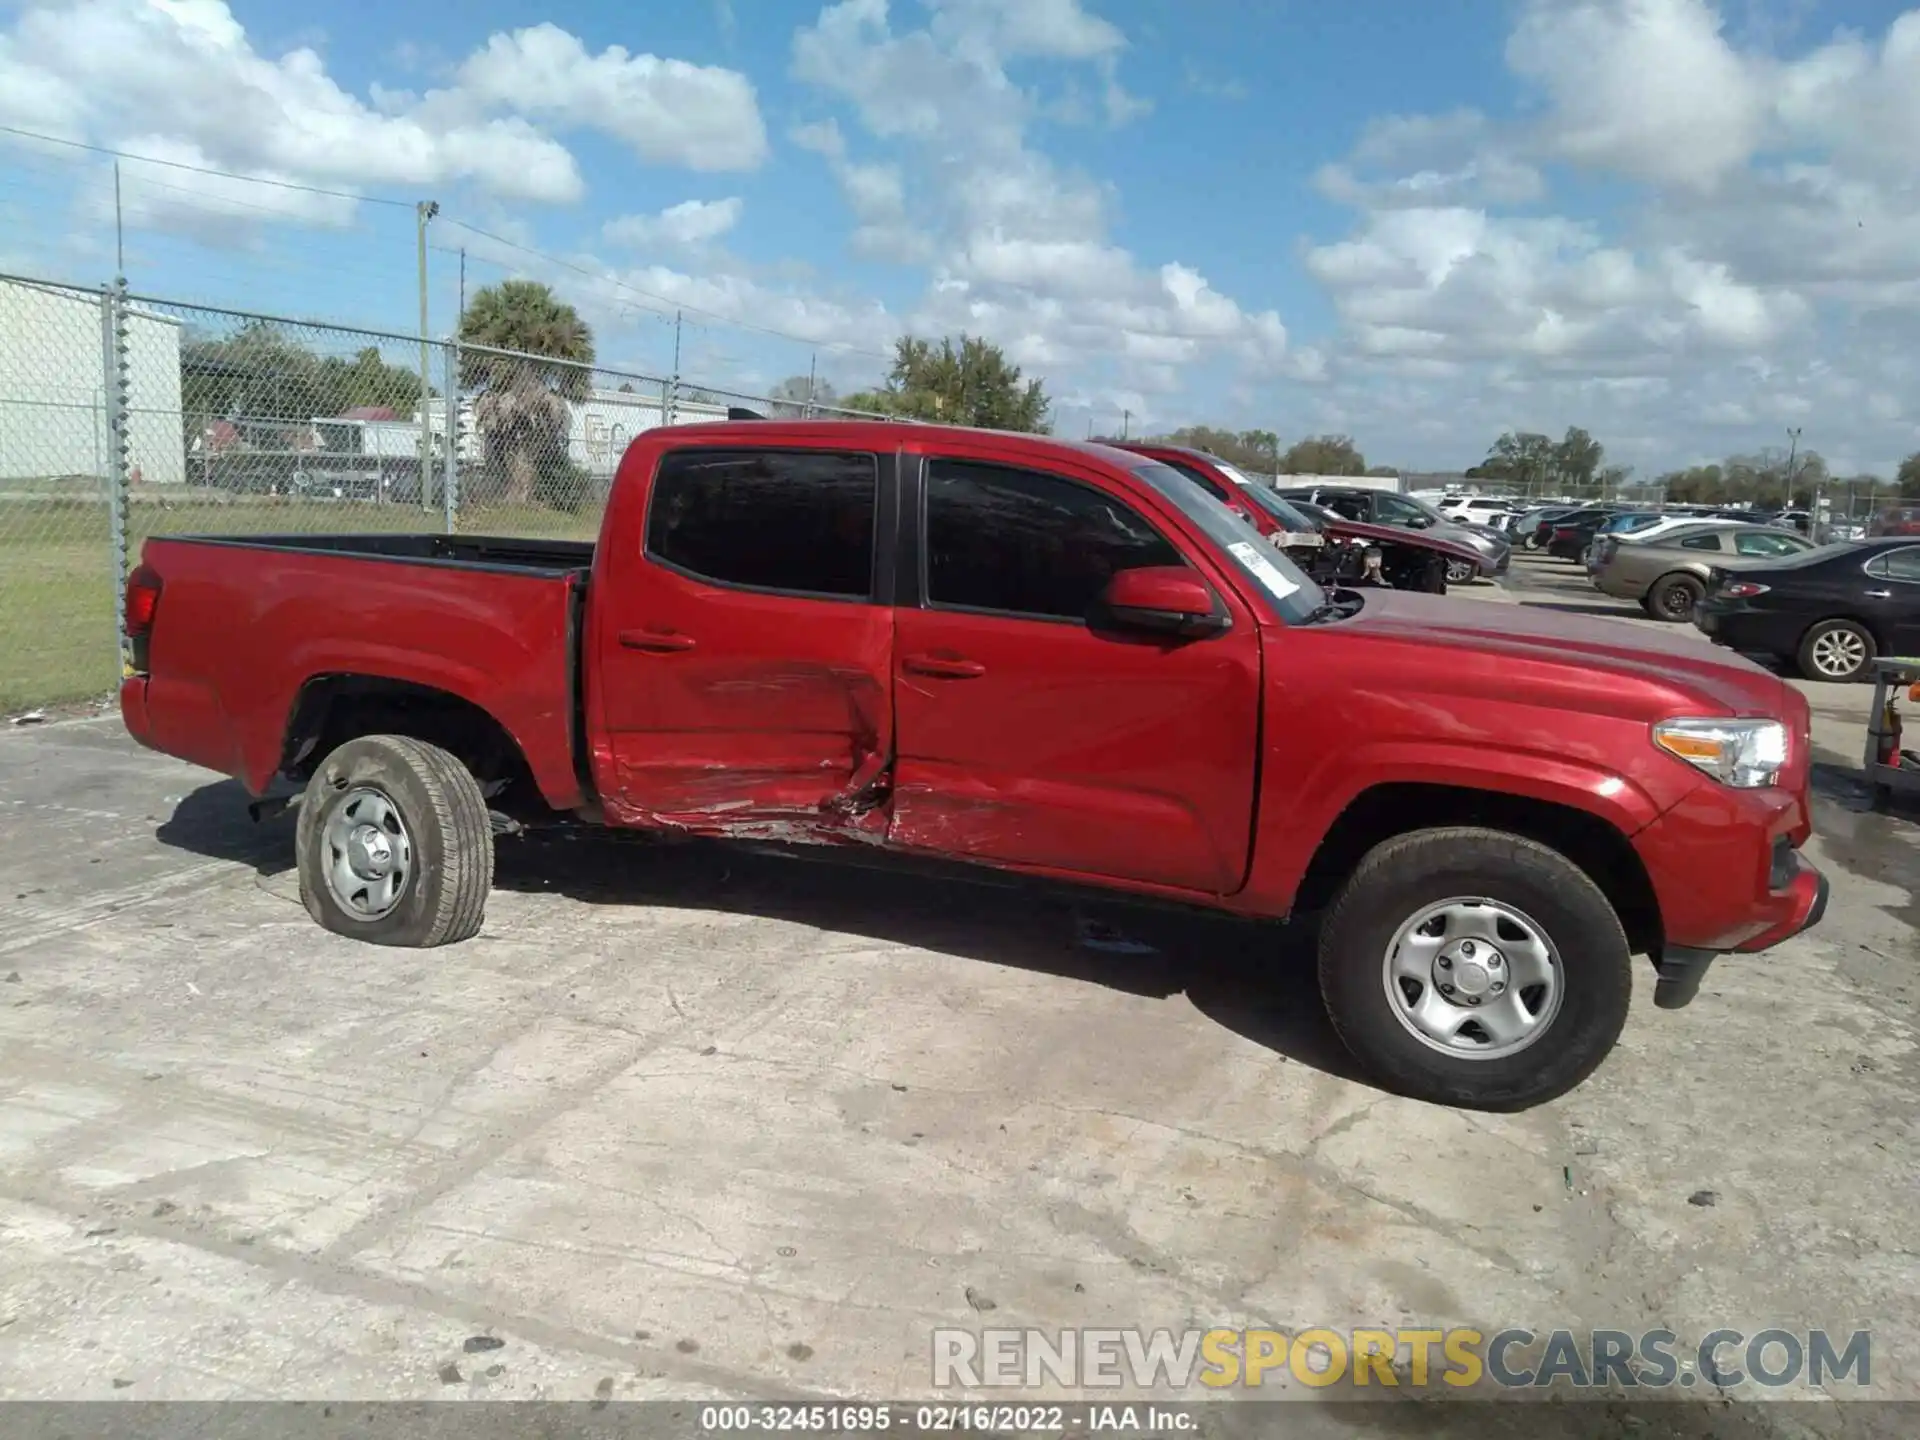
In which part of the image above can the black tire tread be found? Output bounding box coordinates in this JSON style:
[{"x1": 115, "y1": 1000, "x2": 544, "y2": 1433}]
[
  {"x1": 1316, "y1": 825, "x2": 1632, "y2": 1112},
  {"x1": 297, "y1": 733, "x2": 492, "y2": 948},
  {"x1": 1646, "y1": 571, "x2": 1703, "y2": 622}
]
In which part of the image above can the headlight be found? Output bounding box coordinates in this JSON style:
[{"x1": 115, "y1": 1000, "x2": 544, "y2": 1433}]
[{"x1": 1651, "y1": 717, "x2": 1788, "y2": 788}]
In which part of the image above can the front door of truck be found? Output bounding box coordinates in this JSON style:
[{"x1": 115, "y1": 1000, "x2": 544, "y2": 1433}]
[
  {"x1": 888, "y1": 452, "x2": 1263, "y2": 895},
  {"x1": 592, "y1": 444, "x2": 895, "y2": 840}
]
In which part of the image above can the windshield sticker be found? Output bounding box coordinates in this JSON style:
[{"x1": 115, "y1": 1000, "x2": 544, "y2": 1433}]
[{"x1": 1227, "y1": 541, "x2": 1301, "y2": 600}]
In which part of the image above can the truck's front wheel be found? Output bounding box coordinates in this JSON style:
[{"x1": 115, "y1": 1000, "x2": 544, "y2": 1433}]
[
  {"x1": 1317, "y1": 827, "x2": 1632, "y2": 1111},
  {"x1": 296, "y1": 734, "x2": 493, "y2": 947}
]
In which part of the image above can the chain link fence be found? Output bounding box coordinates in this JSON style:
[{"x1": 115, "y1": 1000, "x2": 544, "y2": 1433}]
[{"x1": 0, "y1": 270, "x2": 947, "y2": 716}]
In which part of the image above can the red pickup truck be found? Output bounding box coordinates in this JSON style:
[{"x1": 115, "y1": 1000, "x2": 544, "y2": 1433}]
[{"x1": 120, "y1": 420, "x2": 1827, "y2": 1110}]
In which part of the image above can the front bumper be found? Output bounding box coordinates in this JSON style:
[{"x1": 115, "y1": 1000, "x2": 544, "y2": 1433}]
[{"x1": 1636, "y1": 798, "x2": 1830, "y2": 1008}]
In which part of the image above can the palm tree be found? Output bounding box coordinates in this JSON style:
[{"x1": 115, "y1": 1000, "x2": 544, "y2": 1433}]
[{"x1": 457, "y1": 281, "x2": 595, "y2": 506}]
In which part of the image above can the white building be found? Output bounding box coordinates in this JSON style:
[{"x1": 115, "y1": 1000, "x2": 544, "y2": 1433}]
[{"x1": 0, "y1": 279, "x2": 186, "y2": 485}]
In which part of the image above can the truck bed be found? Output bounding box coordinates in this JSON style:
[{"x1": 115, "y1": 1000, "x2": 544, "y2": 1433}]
[
  {"x1": 121, "y1": 531, "x2": 592, "y2": 811},
  {"x1": 174, "y1": 532, "x2": 596, "y2": 573}
]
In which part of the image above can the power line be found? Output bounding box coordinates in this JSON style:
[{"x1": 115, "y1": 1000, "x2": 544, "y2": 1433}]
[{"x1": 0, "y1": 123, "x2": 415, "y2": 208}]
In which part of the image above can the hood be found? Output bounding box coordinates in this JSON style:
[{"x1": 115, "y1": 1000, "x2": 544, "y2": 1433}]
[
  {"x1": 1317, "y1": 516, "x2": 1484, "y2": 566},
  {"x1": 1319, "y1": 587, "x2": 1791, "y2": 718}
]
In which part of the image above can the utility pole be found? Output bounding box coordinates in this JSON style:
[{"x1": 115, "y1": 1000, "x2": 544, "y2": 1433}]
[
  {"x1": 416, "y1": 199, "x2": 439, "y2": 511},
  {"x1": 1121, "y1": 408, "x2": 1131, "y2": 440},
  {"x1": 458, "y1": 247, "x2": 466, "y2": 318},
  {"x1": 667, "y1": 311, "x2": 683, "y2": 424},
  {"x1": 806, "y1": 351, "x2": 818, "y2": 418},
  {"x1": 113, "y1": 161, "x2": 124, "y2": 277}
]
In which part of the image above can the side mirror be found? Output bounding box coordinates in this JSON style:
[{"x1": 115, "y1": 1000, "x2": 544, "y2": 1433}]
[
  {"x1": 1406, "y1": 514, "x2": 1434, "y2": 529},
  {"x1": 1099, "y1": 566, "x2": 1228, "y2": 638}
]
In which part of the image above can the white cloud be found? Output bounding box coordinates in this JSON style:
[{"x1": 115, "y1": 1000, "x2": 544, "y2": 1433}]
[
  {"x1": 1300, "y1": 0, "x2": 1920, "y2": 472},
  {"x1": 790, "y1": 0, "x2": 1286, "y2": 408},
  {"x1": 603, "y1": 197, "x2": 744, "y2": 250},
  {"x1": 0, "y1": 0, "x2": 770, "y2": 230},
  {"x1": 452, "y1": 23, "x2": 768, "y2": 172}
]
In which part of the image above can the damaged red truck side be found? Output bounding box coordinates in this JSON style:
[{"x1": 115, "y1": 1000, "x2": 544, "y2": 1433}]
[{"x1": 120, "y1": 421, "x2": 1828, "y2": 1111}]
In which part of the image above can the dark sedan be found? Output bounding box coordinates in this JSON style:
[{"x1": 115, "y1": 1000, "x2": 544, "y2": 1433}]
[{"x1": 1693, "y1": 539, "x2": 1920, "y2": 682}]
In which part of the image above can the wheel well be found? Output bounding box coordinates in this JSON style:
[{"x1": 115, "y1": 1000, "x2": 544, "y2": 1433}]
[
  {"x1": 1294, "y1": 783, "x2": 1663, "y2": 956},
  {"x1": 281, "y1": 676, "x2": 541, "y2": 813}
]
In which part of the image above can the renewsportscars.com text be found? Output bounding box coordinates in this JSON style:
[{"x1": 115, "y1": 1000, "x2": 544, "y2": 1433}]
[{"x1": 931, "y1": 1326, "x2": 1872, "y2": 1391}]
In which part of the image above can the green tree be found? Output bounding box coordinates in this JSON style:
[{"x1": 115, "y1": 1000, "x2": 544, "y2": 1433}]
[
  {"x1": 1147, "y1": 425, "x2": 1281, "y2": 472},
  {"x1": 1897, "y1": 452, "x2": 1920, "y2": 499},
  {"x1": 458, "y1": 280, "x2": 595, "y2": 508},
  {"x1": 1480, "y1": 431, "x2": 1557, "y2": 493},
  {"x1": 768, "y1": 374, "x2": 839, "y2": 418},
  {"x1": 843, "y1": 334, "x2": 1050, "y2": 432},
  {"x1": 1280, "y1": 434, "x2": 1367, "y2": 475},
  {"x1": 1553, "y1": 426, "x2": 1604, "y2": 491}
]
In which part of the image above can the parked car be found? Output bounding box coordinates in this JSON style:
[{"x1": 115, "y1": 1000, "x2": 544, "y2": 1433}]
[
  {"x1": 1867, "y1": 504, "x2": 1920, "y2": 538},
  {"x1": 1111, "y1": 445, "x2": 1483, "y2": 591},
  {"x1": 1544, "y1": 507, "x2": 1626, "y2": 559},
  {"x1": 1441, "y1": 495, "x2": 1520, "y2": 526},
  {"x1": 1582, "y1": 512, "x2": 1669, "y2": 570},
  {"x1": 1110, "y1": 443, "x2": 1318, "y2": 550},
  {"x1": 1277, "y1": 484, "x2": 1509, "y2": 583},
  {"x1": 1589, "y1": 511, "x2": 1739, "y2": 557},
  {"x1": 1509, "y1": 506, "x2": 1580, "y2": 547},
  {"x1": 1694, "y1": 538, "x2": 1920, "y2": 681},
  {"x1": 119, "y1": 419, "x2": 1828, "y2": 1112},
  {"x1": 1592, "y1": 522, "x2": 1817, "y2": 620}
]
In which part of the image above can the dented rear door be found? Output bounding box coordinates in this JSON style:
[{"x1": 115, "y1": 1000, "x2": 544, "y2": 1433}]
[{"x1": 591, "y1": 442, "x2": 897, "y2": 840}]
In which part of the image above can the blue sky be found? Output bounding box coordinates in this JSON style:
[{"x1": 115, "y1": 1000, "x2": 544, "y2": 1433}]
[{"x1": 2, "y1": 0, "x2": 1917, "y2": 474}]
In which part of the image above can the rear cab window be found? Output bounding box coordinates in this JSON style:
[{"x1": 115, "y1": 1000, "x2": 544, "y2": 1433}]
[{"x1": 644, "y1": 447, "x2": 879, "y2": 600}]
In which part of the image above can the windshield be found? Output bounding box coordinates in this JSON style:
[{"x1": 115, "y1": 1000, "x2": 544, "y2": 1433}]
[
  {"x1": 1127, "y1": 460, "x2": 1327, "y2": 622},
  {"x1": 1376, "y1": 491, "x2": 1444, "y2": 525}
]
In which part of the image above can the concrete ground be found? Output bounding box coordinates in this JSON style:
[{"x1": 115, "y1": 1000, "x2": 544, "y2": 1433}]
[{"x1": 0, "y1": 552, "x2": 1916, "y2": 1434}]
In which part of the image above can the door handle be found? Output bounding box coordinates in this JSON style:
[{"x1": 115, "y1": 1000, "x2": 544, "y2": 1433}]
[
  {"x1": 619, "y1": 629, "x2": 697, "y2": 653},
  {"x1": 903, "y1": 652, "x2": 986, "y2": 679},
  {"x1": 1865, "y1": 589, "x2": 1892, "y2": 599}
]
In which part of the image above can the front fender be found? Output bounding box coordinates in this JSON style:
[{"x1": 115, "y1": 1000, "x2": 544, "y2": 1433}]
[{"x1": 1239, "y1": 737, "x2": 1668, "y2": 913}]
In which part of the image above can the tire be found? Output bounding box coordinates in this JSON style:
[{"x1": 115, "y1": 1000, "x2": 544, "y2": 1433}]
[
  {"x1": 1444, "y1": 558, "x2": 1476, "y2": 585},
  {"x1": 296, "y1": 733, "x2": 493, "y2": 947},
  {"x1": 1795, "y1": 618, "x2": 1875, "y2": 683},
  {"x1": 1316, "y1": 826, "x2": 1632, "y2": 1112},
  {"x1": 1645, "y1": 571, "x2": 1703, "y2": 623}
]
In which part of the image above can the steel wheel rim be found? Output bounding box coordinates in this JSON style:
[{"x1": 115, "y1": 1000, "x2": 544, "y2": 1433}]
[
  {"x1": 1810, "y1": 628, "x2": 1866, "y2": 678},
  {"x1": 1382, "y1": 897, "x2": 1565, "y2": 1060},
  {"x1": 323, "y1": 786, "x2": 413, "y2": 920}
]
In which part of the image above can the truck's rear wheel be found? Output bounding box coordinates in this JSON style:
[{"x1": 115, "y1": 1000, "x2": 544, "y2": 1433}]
[
  {"x1": 296, "y1": 734, "x2": 493, "y2": 947},
  {"x1": 1316, "y1": 827, "x2": 1631, "y2": 1111}
]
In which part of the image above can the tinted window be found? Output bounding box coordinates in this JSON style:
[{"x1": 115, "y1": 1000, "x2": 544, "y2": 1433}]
[
  {"x1": 1867, "y1": 547, "x2": 1920, "y2": 582},
  {"x1": 1735, "y1": 532, "x2": 1806, "y2": 556},
  {"x1": 1680, "y1": 532, "x2": 1726, "y2": 551},
  {"x1": 646, "y1": 448, "x2": 877, "y2": 598},
  {"x1": 1315, "y1": 492, "x2": 1371, "y2": 522},
  {"x1": 1373, "y1": 493, "x2": 1431, "y2": 525},
  {"x1": 924, "y1": 459, "x2": 1181, "y2": 621}
]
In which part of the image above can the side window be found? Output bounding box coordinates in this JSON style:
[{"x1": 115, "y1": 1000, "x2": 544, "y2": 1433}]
[
  {"x1": 1680, "y1": 532, "x2": 1725, "y2": 551},
  {"x1": 645, "y1": 448, "x2": 877, "y2": 599},
  {"x1": 1735, "y1": 532, "x2": 1798, "y2": 556},
  {"x1": 1373, "y1": 493, "x2": 1427, "y2": 525},
  {"x1": 1873, "y1": 547, "x2": 1920, "y2": 582},
  {"x1": 924, "y1": 459, "x2": 1182, "y2": 621},
  {"x1": 1318, "y1": 492, "x2": 1370, "y2": 522}
]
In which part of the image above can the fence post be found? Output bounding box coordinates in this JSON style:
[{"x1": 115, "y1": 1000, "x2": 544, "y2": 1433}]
[
  {"x1": 99, "y1": 278, "x2": 133, "y2": 678},
  {"x1": 663, "y1": 375, "x2": 676, "y2": 428},
  {"x1": 442, "y1": 340, "x2": 459, "y2": 534}
]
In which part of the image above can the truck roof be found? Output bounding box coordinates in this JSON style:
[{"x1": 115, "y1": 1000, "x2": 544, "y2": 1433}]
[{"x1": 641, "y1": 417, "x2": 1150, "y2": 470}]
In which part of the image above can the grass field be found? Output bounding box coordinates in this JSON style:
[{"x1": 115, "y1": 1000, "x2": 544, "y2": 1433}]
[{"x1": 0, "y1": 492, "x2": 600, "y2": 716}]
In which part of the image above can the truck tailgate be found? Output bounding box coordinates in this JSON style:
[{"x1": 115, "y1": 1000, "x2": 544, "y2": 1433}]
[{"x1": 122, "y1": 535, "x2": 586, "y2": 809}]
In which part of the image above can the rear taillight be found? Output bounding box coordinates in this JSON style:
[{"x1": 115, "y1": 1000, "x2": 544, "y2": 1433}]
[
  {"x1": 1721, "y1": 581, "x2": 1770, "y2": 599},
  {"x1": 124, "y1": 563, "x2": 162, "y2": 636}
]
